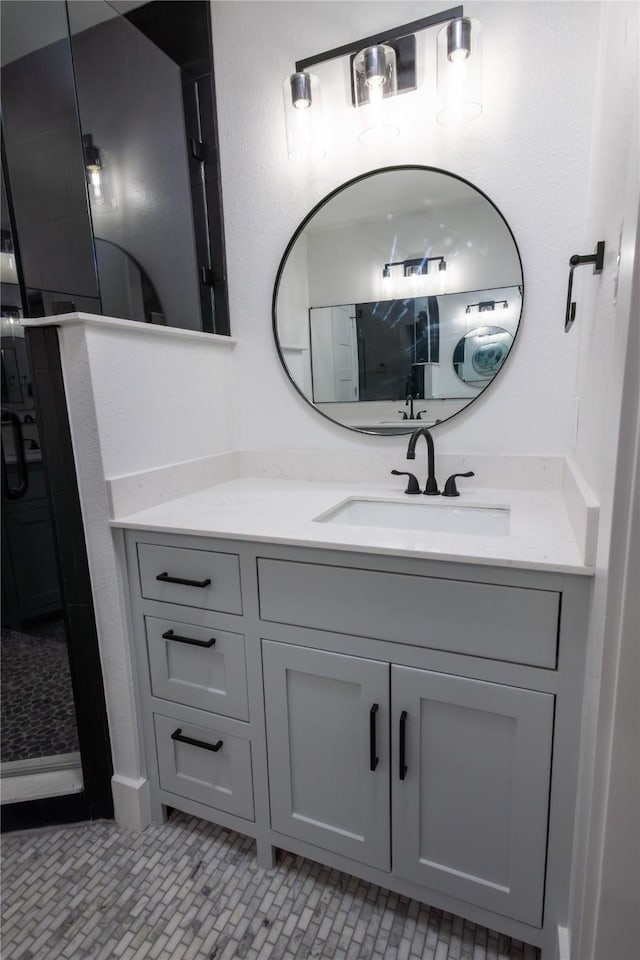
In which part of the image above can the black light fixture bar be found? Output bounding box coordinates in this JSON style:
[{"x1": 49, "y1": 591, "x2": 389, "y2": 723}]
[{"x1": 294, "y1": 7, "x2": 463, "y2": 72}]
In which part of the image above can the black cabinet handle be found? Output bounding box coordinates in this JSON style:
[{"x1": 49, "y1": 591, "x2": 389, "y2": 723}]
[
  {"x1": 162, "y1": 629, "x2": 216, "y2": 649},
  {"x1": 171, "y1": 728, "x2": 223, "y2": 752},
  {"x1": 369, "y1": 703, "x2": 379, "y2": 771},
  {"x1": 399, "y1": 710, "x2": 408, "y2": 781},
  {"x1": 156, "y1": 572, "x2": 212, "y2": 588}
]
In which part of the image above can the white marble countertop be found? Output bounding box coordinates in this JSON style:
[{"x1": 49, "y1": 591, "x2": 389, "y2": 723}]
[{"x1": 111, "y1": 477, "x2": 594, "y2": 576}]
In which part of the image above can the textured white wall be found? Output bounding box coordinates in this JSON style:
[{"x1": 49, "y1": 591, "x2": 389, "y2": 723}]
[
  {"x1": 211, "y1": 0, "x2": 600, "y2": 457},
  {"x1": 566, "y1": 2, "x2": 640, "y2": 957},
  {"x1": 84, "y1": 323, "x2": 235, "y2": 478}
]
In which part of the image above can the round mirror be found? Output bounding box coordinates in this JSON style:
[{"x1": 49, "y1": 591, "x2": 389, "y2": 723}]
[
  {"x1": 273, "y1": 166, "x2": 523, "y2": 435},
  {"x1": 453, "y1": 324, "x2": 514, "y2": 384}
]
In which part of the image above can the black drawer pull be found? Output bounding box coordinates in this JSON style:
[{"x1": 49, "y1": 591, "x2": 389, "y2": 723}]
[
  {"x1": 171, "y1": 728, "x2": 223, "y2": 752},
  {"x1": 162, "y1": 629, "x2": 216, "y2": 649},
  {"x1": 399, "y1": 710, "x2": 408, "y2": 781},
  {"x1": 156, "y1": 572, "x2": 212, "y2": 588},
  {"x1": 369, "y1": 703, "x2": 379, "y2": 771}
]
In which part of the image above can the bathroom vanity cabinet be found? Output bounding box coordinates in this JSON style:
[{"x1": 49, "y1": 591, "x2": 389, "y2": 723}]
[{"x1": 123, "y1": 529, "x2": 591, "y2": 951}]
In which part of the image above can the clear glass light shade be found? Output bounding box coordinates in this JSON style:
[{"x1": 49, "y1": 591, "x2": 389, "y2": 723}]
[
  {"x1": 283, "y1": 72, "x2": 326, "y2": 160},
  {"x1": 353, "y1": 44, "x2": 399, "y2": 143},
  {"x1": 87, "y1": 166, "x2": 104, "y2": 204},
  {"x1": 436, "y1": 18, "x2": 483, "y2": 125}
]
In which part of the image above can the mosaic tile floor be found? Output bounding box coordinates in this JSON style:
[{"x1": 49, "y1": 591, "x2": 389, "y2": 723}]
[
  {"x1": 0, "y1": 620, "x2": 79, "y2": 763},
  {"x1": 1, "y1": 811, "x2": 539, "y2": 960}
]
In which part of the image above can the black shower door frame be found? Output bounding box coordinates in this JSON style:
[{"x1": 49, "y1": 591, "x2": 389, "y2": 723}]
[{"x1": 1, "y1": 324, "x2": 113, "y2": 831}]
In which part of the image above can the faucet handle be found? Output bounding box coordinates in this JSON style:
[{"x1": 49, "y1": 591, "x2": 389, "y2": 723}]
[
  {"x1": 442, "y1": 471, "x2": 475, "y2": 497},
  {"x1": 415, "y1": 411, "x2": 428, "y2": 420},
  {"x1": 391, "y1": 469, "x2": 421, "y2": 495},
  {"x1": 397, "y1": 411, "x2": 409, "y2": 420}
]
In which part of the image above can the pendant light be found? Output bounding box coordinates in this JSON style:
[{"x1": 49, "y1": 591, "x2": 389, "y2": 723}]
[
  {"x1": 436, "y1": 17, "x2": 483, "y2": 124},
  {"x1": 283, "y1": 71, "x2": 326, "y2": 160},
  {"x1": 353, "y1": 44, "x2": 399, "y2": 143}
]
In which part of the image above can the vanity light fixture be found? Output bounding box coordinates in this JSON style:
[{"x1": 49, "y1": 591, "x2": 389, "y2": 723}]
[
  {"x1": 82, "y1": 134, "x2": 104, "y2": 205},
  {"x1": 437, "y1": 16, "x2": 483, "y2": 124},
  {"x1": 446, "y1": 18, "x2": 472, "y2": 61},
  {"x1": 283, "y1": 71, "x2": 326, "y2": 159},
  {"x1": 383, "y1": 256, "x2": 447, "y2": 279},
  {"x1": 465, "y1": 299, "x2": 508, "y2": 313},
  {"x1": 284, "y1": 5, "x2": 482, "y2": 155},
  {"x1": 353, "y1": 43, "x2": 399, "y2": 142}
]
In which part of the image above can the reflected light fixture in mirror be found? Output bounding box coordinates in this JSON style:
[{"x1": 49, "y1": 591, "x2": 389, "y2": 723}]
[
  {"x1": 437, "y1": 17, "x2": 483, "y2": 124},
  {"x1": 465, "y1": 299, "x2": 509, "y2": 313},
  {"x1": 383, "y1": 256, "x2": 447, "y2": 278},
  {"x1": 283, "y1": 6, "x2": 482, "y2": 158},
  {"x1": 82, "y1": 133, "x2": 104, "y2": 205}
]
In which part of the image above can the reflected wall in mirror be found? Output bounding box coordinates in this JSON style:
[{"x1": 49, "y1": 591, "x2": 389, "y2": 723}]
[
  {"x1": 68, "y1": 0, "x2": 201, "y2": 330},
  {"x1": 94, "y1": 239, "x2": 164, "y2": 326},
  {"x1": 274, "y1": 167, "x2": 524, "y2": 435},
  {"x1": 1, "y1": 0, "x2": 229, "y2": 334}
]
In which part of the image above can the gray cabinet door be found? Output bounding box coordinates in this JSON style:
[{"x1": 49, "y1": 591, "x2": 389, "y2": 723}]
[
  {"x1": 263, "y1": 640, "x2": 390, "y2": 870},
  {"x1": 391, "y1": 666, "x2": 553, "y2": 926}
]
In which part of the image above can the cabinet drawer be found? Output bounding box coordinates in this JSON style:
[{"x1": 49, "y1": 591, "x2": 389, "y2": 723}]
[
  {"x1": 258, "y1": 559, "x2": 559, "y2": 668},
  {"x1": 145, "y1": 616, "x2": 248, "y2": 719},
  {"x1": 154, "y1": 713, "x2": 254, "y2": 821},
  {"x1": 137, "y1": 542, "x2": 242, "y2": 614}
]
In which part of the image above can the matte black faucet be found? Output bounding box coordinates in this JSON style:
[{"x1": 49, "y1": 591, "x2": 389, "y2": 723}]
[
  {"x1": 406, "y1": 427, "x2": 440, "y2": 496},
  {"x1": 400, "y1": 394, "x2": 427, "y2": 421},
  {"x1": 405, "y1": 394, "x2": 415, "y2": 420}
]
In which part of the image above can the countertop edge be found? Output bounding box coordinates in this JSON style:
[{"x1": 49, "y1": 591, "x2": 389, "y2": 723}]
[{"x1": 109, "y1": 516, "x2": 595, "y2": 577}]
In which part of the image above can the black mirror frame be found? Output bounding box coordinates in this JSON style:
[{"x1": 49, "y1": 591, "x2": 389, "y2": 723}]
[{"x1": 272, "y1": 164, "x2": 525, "y2": 436}]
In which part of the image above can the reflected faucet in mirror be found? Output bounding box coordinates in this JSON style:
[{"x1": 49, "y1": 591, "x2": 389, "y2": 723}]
[
  {"x1": 406, "y1": 427, "x2": 440, "y2": 495},
  {"x1": 401, "y1": 393, "x2": 428, "y2": 421}
]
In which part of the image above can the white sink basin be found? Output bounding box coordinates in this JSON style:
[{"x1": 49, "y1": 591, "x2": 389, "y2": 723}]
[{"x1": 314, "y1": 497, "x2": 510, "y2": 537}]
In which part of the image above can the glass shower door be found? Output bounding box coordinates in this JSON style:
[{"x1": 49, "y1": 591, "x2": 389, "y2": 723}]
[
  {"x1": 1, "y1": 160, "x2": 83, "y2": 805},
  {"x1": 0, "y1": 0, "x2": 89, "y2": 807}
]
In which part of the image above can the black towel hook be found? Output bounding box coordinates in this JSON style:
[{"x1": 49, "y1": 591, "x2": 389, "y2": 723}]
[{"x1": 565, "y1": 241, "x2": 605, "y2": 332}]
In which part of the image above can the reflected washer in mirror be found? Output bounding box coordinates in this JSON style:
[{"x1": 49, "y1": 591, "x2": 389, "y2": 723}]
[{"x1": 273, "y1": 165, "x2": 524, "y2": 436}]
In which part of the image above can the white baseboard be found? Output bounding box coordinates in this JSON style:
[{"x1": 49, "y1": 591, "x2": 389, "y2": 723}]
[
  {"x1": 111, "y1": 774, "x2": 152, "y2": 832},
  {"x1": 557, "y1": 924, "x2": 571, "y2": 960}
]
